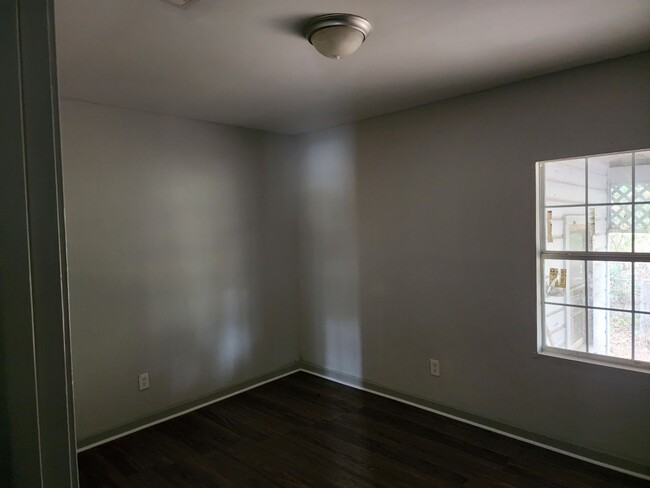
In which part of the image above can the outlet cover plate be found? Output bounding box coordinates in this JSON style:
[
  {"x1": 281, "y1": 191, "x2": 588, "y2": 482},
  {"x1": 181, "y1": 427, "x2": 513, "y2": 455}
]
[
  {"x1": 430, "y1": 359, "x2": 440, "y2": 377},
  {"x1": 138, "y1": 372, "x2": 150, "y2": 390}
]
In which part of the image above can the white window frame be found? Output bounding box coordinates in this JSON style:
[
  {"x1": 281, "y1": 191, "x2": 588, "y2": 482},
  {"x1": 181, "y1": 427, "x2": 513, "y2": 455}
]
[{"x1": 536, "y1": 148, "x2": 650, "y2": 374}]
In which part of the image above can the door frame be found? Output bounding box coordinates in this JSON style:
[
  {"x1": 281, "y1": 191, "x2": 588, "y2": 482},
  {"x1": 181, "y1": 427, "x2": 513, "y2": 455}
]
[{"x1": 1, "y1": 0, "x2": 78, "y2": 486}]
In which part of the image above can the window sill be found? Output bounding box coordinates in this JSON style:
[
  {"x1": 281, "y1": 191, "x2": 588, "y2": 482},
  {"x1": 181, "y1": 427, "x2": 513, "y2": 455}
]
[{"x1": 536, "y1": 348, "x2": 650, "y2": 374}]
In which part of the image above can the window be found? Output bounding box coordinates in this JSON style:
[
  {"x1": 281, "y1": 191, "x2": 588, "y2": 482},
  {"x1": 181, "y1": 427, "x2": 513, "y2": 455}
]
[{"x1": 538, "y1": 149, "x2": 650, "y2": 372}]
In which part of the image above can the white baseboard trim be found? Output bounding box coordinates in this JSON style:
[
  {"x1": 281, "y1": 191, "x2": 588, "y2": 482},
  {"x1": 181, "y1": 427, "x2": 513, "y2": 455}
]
[
  {"x1": 76, "y1": 366, "x2": 301, "y2": 453},
  {"x1": 75, "y1": 364, "x2": 648, "y2": 481},
  {"x1": 298, "y1": 368, "x2": 650, "y2": 481}
]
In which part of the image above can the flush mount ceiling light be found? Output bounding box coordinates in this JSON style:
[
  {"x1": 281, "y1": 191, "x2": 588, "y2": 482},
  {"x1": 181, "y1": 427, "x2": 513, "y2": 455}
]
[{"x1": 303, "y1": 13, "x2": 372, "y2": 59}]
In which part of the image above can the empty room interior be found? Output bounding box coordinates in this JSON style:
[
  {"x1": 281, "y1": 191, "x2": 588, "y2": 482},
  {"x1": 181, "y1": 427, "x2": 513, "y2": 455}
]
[{"x1": 6, "y1": 0, "x2": 650, "y2": 486}]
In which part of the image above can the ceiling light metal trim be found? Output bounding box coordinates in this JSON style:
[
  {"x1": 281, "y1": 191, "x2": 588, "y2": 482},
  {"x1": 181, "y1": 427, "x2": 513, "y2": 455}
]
[{"x1": 303, "y1": 13, "x2": 372, "y2": 44}]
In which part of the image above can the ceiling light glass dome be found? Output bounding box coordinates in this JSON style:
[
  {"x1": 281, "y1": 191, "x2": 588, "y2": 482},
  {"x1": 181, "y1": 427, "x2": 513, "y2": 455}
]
[{"x1": 303, "y1": 14, "x2": 372, "y2": 59}]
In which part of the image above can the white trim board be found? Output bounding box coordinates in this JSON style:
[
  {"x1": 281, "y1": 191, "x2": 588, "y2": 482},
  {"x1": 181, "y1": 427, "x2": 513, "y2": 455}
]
[
  {"x1": 297, "y1": 368, "x2": 649, "y2": 481},
  {"x1": 75, "y1": 364, "x2": 648, "y2": 481},
  {"x1": 76, "y1": 367, "x2": 301, "y2": 453}
]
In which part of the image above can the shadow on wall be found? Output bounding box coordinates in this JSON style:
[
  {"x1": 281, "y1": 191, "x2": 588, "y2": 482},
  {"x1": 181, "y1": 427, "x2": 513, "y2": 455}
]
[{"x1": 298, "y1": 126, "x2": 362, "y2": 377}]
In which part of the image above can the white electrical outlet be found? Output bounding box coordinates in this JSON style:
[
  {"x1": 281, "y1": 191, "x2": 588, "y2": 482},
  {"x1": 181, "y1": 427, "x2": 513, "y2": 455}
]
[
  {"x1": 138, "y1": 372, "x2": 150, "y2": 391},
  {"x1": 429, "y1": 359, "x2": 440, "y2": 377}
]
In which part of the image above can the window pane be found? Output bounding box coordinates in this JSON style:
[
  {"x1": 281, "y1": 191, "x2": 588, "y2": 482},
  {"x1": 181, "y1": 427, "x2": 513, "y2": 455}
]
[
  {"x1": 539, "y1": 150, "x2": 650, "y2": 369},
  {"x1": 634, "y1": 262, "x2": 650, "y2": 313},
  {"x1": 543, "y1": 259, "x2": 584, "y2": 306},
  {"x1": 588, "y1": 153, "x2": 632, "y2": 204},
  {"x1": 544, "y1": 207, "x2": 585, "y2": 251},
  {"x1": 544, "y1": 158, "x2": 585, "y2": 206},
  {"x1": 588, "y1": 205, "x2": 631, "y2": 252},
  {"x1": 587, "y1": 261, "x2": 631, "y2": 310},
  {"x1": 634, "y1": 203, "x2": 650, "y2": 252},
  {"x1": 635, "y1": 314, "x2": 650, "y2": 362},
  {"x1": 588, "y1": 310, "x2": 631, "y2": 359},
  {"x1": 544, "y1": 304, "x2": 586, "y2": 351},
  {"x1": 634, "y1": 150, "x2": 650, "y2": 202}
]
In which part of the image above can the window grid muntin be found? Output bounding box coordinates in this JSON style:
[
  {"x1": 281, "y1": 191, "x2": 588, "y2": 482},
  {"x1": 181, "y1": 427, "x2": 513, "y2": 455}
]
[
  {"x1": 539, "y1": 149, "x2": 650, "y2": 370},
  {"x1": 540, "y1": 256, "x2": 647, "y2": 362}
]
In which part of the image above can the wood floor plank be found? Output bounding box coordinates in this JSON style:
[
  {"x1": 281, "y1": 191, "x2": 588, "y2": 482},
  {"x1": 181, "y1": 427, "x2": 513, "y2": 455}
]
[
  {"x1": 325, "y1": 410, "x2": 526, "y2": 487},
  {"x1": 279, "y1": 373, "x2": 377, "y2": 410},
  {"x1": 243, "y1": 385, "x2": 348, "y2": 423},
  {"x1": 199, "y1": 450, "x2": 284, "y2": 488},
  {"x1": 210, "y1": 398, "x2": 304, "y2": 436},
  {"x1": 197, "y1": 406, "x2": 270, "y2": 442},
  {"x1": 279, "y1": 424, "x2": 452, "y2": 488},
  {"x1": 242, "y1": 434, "x2": 378, "y2": 488},
  {"x1": 223, "y1": 439, "x2": 337, "y2": 488},
  {"x1": 77, "y1": 449, "x2": 132, "y2": 487},
  {"x1": 310, "y1": 418, "x2": 469, "y2": 486},
  {"x1": 77, "y1": 372, "x2": 645, "y2": 487},
  {"x1": 257, "y1": 376, "x2": 361, "y2": 414}
]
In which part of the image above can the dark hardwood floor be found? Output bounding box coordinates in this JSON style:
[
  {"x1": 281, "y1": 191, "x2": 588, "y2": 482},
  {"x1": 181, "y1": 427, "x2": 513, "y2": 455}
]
[{"x1": 78, "y1": 372, "x2": 646, "y2": 487}]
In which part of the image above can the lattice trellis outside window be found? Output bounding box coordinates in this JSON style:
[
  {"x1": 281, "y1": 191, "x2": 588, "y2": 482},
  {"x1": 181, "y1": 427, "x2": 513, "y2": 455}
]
[
  {"x1": 609, "y1": 183, "x2": 650, "y2": 232},
  {"x1": 609, "y1": 185, "x2": 632, "y2": 232}
]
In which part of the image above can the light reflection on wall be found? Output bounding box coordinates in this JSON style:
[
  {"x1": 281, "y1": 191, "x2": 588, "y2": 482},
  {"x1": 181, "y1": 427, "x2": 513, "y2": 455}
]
[
  {"x1": 298, "y1": 126, "x2": 362, "y2": 377},
  {"x1": 61, "y1": 100, "x2": 286, "y2": 440},
  {"x1": 142, "y1": 160, "x2": 256, "y2": 395}
]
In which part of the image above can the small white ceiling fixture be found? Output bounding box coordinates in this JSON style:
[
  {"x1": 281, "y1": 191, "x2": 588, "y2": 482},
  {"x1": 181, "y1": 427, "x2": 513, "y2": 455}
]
[{"x1": 303, "y1": 13, "x2": 372, "y2": 59}]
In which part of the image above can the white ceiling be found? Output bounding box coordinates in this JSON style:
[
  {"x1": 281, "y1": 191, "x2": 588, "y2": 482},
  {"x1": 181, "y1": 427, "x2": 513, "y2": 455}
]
[{"x1": 54, "y1": 0, "x2": 650, "y2": 135}]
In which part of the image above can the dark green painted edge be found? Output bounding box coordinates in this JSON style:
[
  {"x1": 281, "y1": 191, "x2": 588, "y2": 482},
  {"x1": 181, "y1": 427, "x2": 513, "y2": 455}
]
[
  {"x1": 1, "y1": 0, "x2": 78, "y2": 486},
  {"x1": 0, "y1": 1, "x2": 43, "y2": 485},
  {"x1": 299, "y1": 361, "x2": 650, "y2": 479},
  {"x1": 19, "y1": 0, "x2": 79, "y2": 485},
  {"x1": 76, "y1": 361, "x2": 301, "y2": 450}
]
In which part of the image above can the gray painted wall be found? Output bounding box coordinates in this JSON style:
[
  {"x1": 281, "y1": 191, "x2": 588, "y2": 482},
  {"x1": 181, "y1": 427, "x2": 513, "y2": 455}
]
[
  {"x1": 60, "y1": 100, "x2": 298, "y2": 440},
  {"x1": 61, "y1": 52, "x2": 649, "y2": 468},
  {"x1": 297, "y1": 52, "x2": 650, "y2": 466}
]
